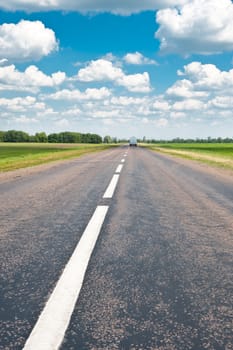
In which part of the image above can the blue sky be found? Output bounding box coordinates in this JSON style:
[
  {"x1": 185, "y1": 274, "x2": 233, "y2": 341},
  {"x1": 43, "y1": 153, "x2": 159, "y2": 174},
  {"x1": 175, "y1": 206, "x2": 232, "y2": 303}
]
[{"x1": 0, "y1": 0, "x2": 233, "y2": 139}]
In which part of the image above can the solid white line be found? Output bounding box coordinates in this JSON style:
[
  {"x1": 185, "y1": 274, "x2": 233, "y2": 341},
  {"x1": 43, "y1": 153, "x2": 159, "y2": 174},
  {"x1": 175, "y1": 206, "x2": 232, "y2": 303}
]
[
  {"x1": 115, "y1": 164, "x2": 123, "y2": 174},
  {"x1": 23, "y1": 205, "x2": 109, "y2": 350},
  {"x1": 121, "y1": 159, "x2": 125, "y2": 163},
  {"x1": 103, "y1": 174, "x2": 120, "y2": 198}
]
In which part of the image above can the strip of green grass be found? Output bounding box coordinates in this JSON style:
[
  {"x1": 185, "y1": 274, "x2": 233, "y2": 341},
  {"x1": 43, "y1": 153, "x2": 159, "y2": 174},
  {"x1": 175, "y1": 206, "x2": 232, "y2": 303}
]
[
  {"x1": 143, "y1": 143, "x2": 233, "y2": 170},
  {"x1": 0, "y1": 143, "x2": 116, "y2": 172}
]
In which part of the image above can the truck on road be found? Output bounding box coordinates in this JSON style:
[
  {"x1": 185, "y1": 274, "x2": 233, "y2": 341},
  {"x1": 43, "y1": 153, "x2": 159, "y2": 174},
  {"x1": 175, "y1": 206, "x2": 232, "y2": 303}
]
[{"x1": 129, "y1": 136, "x2": 137, "y2": 147}]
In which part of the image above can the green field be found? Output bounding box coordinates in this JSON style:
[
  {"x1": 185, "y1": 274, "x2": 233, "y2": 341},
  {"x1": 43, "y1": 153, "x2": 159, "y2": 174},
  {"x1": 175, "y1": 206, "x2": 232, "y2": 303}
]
[
  {"x1": 0, "y1": 143, "x2": 116, "y2": 172},
  {"x1": 144, "y1": 143, "x2": 233, "y2": 170}
]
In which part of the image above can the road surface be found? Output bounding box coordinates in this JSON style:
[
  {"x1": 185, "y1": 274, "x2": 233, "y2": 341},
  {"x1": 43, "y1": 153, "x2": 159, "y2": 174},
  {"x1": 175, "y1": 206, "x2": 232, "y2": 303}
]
[{"x1": 0, "y1": 146, "x2": 232, "y2": 350}]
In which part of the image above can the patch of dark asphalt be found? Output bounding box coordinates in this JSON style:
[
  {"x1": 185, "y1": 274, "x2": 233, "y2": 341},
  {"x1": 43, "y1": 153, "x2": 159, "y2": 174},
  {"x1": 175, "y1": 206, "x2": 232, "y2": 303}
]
[
  {"x1": 0, "y1": 147, "x2": 125, "y2": 349},
  {"x1": 61, "y1": 148, "x2": 233, "y2": 350}
]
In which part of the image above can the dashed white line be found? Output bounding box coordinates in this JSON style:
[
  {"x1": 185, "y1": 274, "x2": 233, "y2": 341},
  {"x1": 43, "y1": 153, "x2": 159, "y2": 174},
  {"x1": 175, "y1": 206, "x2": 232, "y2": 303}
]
[
  {"x1": 115, "y1": 164, "x2": 124, "y2": 174},
  {"x1": 23, "y1": 206, "x2": 109, "y2": 350},
  {"x1": 103, "y1": 174, "x2": 120, "y2": 198},
  {"x1": 23, "y1": 151, "x2": 127, "y2": 349}
]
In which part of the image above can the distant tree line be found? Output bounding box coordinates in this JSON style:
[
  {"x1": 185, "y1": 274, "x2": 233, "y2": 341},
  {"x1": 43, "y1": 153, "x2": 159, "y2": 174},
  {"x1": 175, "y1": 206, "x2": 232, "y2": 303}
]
[
  {"x1": 139, "y1": 137, "x2": 233, "y2": 143},
  {"x1": 1, "y1": 131, "x2": 232, "y2": 144},
  {"x1": 0, "y1": 130, "x2": 104, "y2": 144}
]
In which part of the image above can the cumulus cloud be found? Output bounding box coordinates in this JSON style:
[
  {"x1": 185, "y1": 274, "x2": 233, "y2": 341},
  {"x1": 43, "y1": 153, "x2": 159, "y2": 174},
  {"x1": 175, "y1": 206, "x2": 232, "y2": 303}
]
[
  {"x1": 47, "y1": 87, "x2": 111, "y2": 100},
  {"x1": 162, "y1": 61, "x2": 233, "y2": 127},
  {"x1": 0, "y1": 20, "x2": 58, "y2": 62},
  {"x1": 76, "y1": 59, "x2": 151, "y2": 93},
  {"x1": 178, "y1": 62, "x2": 233, "y2": 91},
  {"x1": 77, "y1": 59, "x2": 123, "y2": 82},
  {"x1": 152, "y1": 100, "x2": 170, "y2": 111},
  {"x1": 124, "y1": 52, "x2": 158, "y2": 65},
  {"x1": 117, "y1": 72, "x2": 151, "y2": 92},
  {"x1": 110, "y1": 96, "x2": 146, "y2": 106},
  {"x1": 166, "y1": 79, "x2": 209, "y2": 99},
  {"x1": 0, "y1": 0, "x2": 187, "y2": 14},
  {"x1": 2, "y1": 60, "x2": 233, "y2": 137},
  {"x1": 0, "y1": 64, "x2": 66, "y2": 91},
  {"x1": 161, "y1": 61, "x2": 233, "y2": 124},
  {"x1": 156, "y1": 0, "x2": 233, "y2": 56},
  {"x1": 208, "y1": 96, "x2": 233, "y2": 110},
  {"x1": 14, "y1": 115, "x2": 38, "y2": 123},
  {"x1": 0, "y1": 96, "x2": 46, "y2": 113},
  {"x1": 173, "y1": 99, "x2": 204, "y2": 111}
]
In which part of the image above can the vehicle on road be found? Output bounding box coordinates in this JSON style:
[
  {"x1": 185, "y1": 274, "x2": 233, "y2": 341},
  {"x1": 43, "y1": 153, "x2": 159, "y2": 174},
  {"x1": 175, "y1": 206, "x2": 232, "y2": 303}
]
[{"x1": 129, "y1": 136, "x2": 137, "y2": 146}]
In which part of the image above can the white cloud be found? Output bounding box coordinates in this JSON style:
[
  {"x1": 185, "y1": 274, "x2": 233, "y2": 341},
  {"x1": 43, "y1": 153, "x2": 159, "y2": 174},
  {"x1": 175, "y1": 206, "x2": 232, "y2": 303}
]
[
  {"x1": 14, "y1": 115, "x2": 38, "y2": 123},
  {"x1": 173, "y1": 99, "x2": 204, "y2": 111},
  {"x1": 170, "y1": 111, "x2": 186, "y2": 119},
  {"x1": 0, "y1": 96, "x2": 46, "y2": 112},
  {"x1": 38, "y1": 108, "x2": 58, "y2": 117},
  {"x1": 166, "y1": 79, "x2": 209, "y2": 99},
  {"x1": 179, "y1": 62, "x2": 233, "y2": 91},
  {"x1": 156, "y1": 0, "x2": 233, "y2": 56},
  {"x1": 47, "y1": 87, "x2": 111, "y2": 100},
  {"x1": 0, "y1": 0, "x2": 188, "y2": 14},
  {"x1": 0, "y1": 64, "x2": 66, "y2": 91},
  {"x1": 93, "y1": 110, "x2": 121, "y2": 119},
  {"x1": 76, "y1": 59, "x2": 151, "y2": 93},
  {"x1": 62, "y1": 108, "x2": 82, "y2": 117},
  {"x1": 208, "y1": 96, "x2": 233, "y2": 110},
  {"x1": 117, "y1": 72, "x2": 151, "y2": 92},
  {"x1": 77, "y1": 59, "x2": 123, "y2": 82},
  {"x1": 101, "y1": 53, "x2": 122, "y2": 67},
  {"x1": 110, "y1": 96, "x2": 146, "y2": 106},
  {"x1": 0, "y1": 20, "x2": 58, "y2": 61},
  {"x1": 152, "y1": 100, "x2": 170, "y2": 111},
  {"x1": 124, "y1": 52, "x2": 157, "y2": 65},
  {"x1": 2, "y1": 59, "x2": 233, "y2": 138},
  {"x1": 52, "y1": 72, "x2": 67, "y2": 85},
  {"x1": 36, "y1": 61, "x2": 233, "y2": 131},
  {"x1": 156, "y1": 61, "x2": 233, "y2": 125},
  {"x1": 163, "y1": 62, "x2": 233, "y2": 127},
  {"x1": 167, "y1": 79, "x2": 196, "y2": 98}
]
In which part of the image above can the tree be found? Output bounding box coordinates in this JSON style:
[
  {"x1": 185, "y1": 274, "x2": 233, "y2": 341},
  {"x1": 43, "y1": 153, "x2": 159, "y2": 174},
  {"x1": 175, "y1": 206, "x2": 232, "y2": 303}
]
[
  {"x1": 103, "y1": 135, "x2": 112, "y2": 143},
  {"x1": 0, "y1": 131, "x2": 5, "y2": 142},
  {"x1": 48, "y1": 131, "x2": 102, "y2": 144},
  {"x1": 48, "y1": 133, "x2": 59, "y2": 143},
  {"x1": 3, "y1": 130, "x2": 30, "y2": 142},
  {"x1": 35, "y1": 132, "x2": 48, "y2": 143}
]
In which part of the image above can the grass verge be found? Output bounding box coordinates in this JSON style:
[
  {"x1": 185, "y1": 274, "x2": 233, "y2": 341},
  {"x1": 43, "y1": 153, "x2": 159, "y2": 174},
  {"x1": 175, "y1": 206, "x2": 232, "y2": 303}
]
[
  {"x1": 0, "y1": 143, "x2": 117, "y2": 172},
  {"x1": 142, "y1": 143, "x2": 233, "y2": 170}
]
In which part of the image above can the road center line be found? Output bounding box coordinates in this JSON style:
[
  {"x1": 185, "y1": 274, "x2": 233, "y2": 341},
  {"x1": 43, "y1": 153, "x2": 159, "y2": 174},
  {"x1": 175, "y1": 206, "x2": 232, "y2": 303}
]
[
  {"x1": 115, "y1": 164, "x2": 124, "y2": 174},
  {"x1": 23, "y1": 205, "x2": 109, "y2": 350},
  {"x1": 121, "y1": 159, "x2": 125, "y2": 163},
  {"x1": 103, "y1": 174, "x2": 120, "y2": 198}
]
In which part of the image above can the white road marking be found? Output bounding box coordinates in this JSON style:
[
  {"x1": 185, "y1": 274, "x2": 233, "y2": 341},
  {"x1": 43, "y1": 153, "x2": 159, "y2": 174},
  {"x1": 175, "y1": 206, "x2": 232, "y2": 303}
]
[
  {"x1": 115, "y1": 164, "x2": 124, "y2": 173},
  {"x1": 103, "y1": 174, "x2": 120, "y2": 198},
  {"x1": 121, "y1": 159, "x2": 125, "y2": 163},
  {"x1": 23, "y1": 206, "x2": 109, "y2": 350}
]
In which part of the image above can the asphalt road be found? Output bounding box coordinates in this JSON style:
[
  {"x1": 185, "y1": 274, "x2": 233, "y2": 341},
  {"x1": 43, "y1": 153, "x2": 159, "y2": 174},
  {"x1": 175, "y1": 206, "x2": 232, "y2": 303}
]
[{"x1": 0, "y1": 146, "x2": 232, "y2": 350}]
